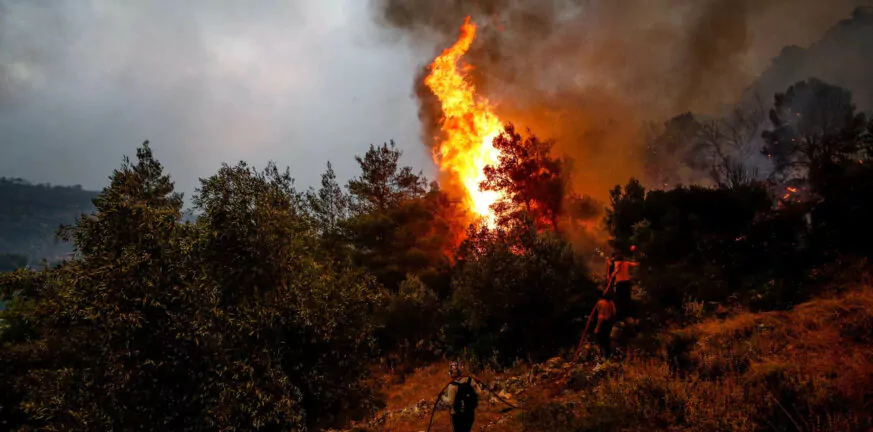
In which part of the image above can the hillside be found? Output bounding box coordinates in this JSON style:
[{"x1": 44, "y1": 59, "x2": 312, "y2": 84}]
[
  {"x1": 345, "y1": 281, "x2": 873, "y2": 432},
  {"x1": 0, "y1": 177, "x2": 98, "y2": 264}
]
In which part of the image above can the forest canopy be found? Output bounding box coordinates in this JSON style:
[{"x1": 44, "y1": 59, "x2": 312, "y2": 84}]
[{"x1": 1, "y1": 75, "x2": 873, "y2": 430}]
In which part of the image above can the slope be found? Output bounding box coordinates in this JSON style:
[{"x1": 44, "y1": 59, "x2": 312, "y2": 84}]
[{"x1": 341, "y1": 281, "x2": 873, "y2": 432}]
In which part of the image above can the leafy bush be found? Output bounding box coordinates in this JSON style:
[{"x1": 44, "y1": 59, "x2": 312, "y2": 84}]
[
  {"x1": 0, "y1": 144, "x2": 382, "y2": 431},
  {"x1": 374, "y1": 274, "x2": 444, "y2": 367},
  {"x1": 447, "y1": 219, "x2": 596, "y2": 365},
  {"x1": 607, "y1": 179, "x2": 774, "y2": 309}
]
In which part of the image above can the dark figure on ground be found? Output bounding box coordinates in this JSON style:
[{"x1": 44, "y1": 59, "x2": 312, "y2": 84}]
[
  {"x1": 594, "y1": 292, "x2": 617, "y2": 360},
  {"x1": 608, "y1": 251, "x2": 638, "y2": 319},
  {"x1": 441, "y1": 362, "x2": 485, "y2": 432}
]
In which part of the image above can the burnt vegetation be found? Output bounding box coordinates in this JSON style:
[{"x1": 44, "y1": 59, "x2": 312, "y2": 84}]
[{"x1": 2, "y1": 77, "x2": 873, "y2": 430}]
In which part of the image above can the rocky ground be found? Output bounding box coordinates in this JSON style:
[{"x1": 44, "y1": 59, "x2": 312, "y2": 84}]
[
  {"x1": 327, "y1": 285, "x2": 873, "y2": 431},
  {"x1": 327, "y1": 343, "x2": 624, "y2": 432}
]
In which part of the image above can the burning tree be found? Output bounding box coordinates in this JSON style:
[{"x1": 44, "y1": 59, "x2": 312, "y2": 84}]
[{"x1": 482, "y1": 123, "x2": 571, "y2": 231}]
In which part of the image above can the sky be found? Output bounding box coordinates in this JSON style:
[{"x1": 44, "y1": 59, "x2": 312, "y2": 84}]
[
  {"x1": 0, "y1": 0, "x2": 435, "y2": 200},
  {"x1": 2, "y1": 0, "x2": 870, "y2": 204}
]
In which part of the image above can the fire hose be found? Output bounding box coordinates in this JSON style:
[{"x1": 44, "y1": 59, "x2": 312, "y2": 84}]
[
  {"x1": 551, "y1": 302, "x2": 600, "y2": 388},
  {"x1": 425, "y1": 261, "x2": 619, "y2": 429},
  {"x1": 425, "y1": 375, "x2": 522, "y2": 432}
]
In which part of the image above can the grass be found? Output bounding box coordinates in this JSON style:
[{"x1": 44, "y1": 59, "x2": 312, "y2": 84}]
[{"x1": 346, "y1": 282, "x2": 873, "y2": 431}]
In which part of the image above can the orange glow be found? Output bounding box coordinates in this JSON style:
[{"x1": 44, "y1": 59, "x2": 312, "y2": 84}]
[{"x1": 424, "y1": 17, "x2": 505, "y2": 226}]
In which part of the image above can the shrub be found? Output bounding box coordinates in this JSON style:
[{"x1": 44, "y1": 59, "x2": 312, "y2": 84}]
[
  {"x1": 0, "y1": 145, "x2": 383, "y2": 431},
  {"x1": 447, "y1": 219, "x2": 596, "y2": 365}
]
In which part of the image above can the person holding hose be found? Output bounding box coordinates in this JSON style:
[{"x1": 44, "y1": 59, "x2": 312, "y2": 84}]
[
  {"x1": 594, "y1": 290, "x2": 617, "y2": 361},
  {"x1": 427, "y1": 362, "x2": 520, "y2": 432},
  {"x1": 606, "y1": 250, "x2": 638, "y2": 320}
]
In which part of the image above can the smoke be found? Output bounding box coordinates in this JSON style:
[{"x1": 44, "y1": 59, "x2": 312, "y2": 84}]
[{"x1": 370, "y1": 0, "x2": 868, "y2": 203}]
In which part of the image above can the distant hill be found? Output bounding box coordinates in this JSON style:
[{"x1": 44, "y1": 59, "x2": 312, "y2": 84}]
[
  {"x1": 0, "y1": 177, "x2": 98, "y2": 264},
  {"x1": 745, "y1": 6, "x2": 873, "y2": 111}
]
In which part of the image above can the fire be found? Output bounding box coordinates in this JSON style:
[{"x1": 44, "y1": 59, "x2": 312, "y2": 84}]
[{"x1": 424, "y1": 17, "x2": 505, "y2": 225}]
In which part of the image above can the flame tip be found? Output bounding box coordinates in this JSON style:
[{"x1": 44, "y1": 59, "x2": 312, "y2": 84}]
[{"x1": 425, "y1": 17, "x2": 505, "y2": 228}]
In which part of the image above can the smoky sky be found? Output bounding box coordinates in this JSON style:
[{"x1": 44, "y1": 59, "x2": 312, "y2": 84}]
[
  {"x1": 371, "y1": 0, "x2": 873, "y2": 199},
  {"x1": 0, "y1": 0, "x2": 436, "y2": 201},
  {"x1": 3, "y1": 1, "x2": 872, "y2": 208}
]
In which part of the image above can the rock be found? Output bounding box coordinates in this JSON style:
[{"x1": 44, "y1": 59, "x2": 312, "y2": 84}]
[{"x1": 546, "y1": 356, "x2": 564, "y2": 369}]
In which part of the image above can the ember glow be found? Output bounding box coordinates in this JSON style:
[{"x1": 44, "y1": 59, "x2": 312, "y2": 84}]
[{"x1": 424, "y1": 17, "x2": 505, "y2": 224}]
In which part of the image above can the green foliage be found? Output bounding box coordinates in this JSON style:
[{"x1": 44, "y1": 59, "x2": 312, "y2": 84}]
[
  {"x1": 605, "y1": 178, "x2": 647, "y2": 254},
  {"x1": 375, "y1": 274, "x2": 444, "y2": 363},
  {"x1": 347, "y1": 141, "x2": 427, "y2": 214},
  {"x1": 760, "y1": 79, "x2": 873, "y2": 260},
  {"x1": 305, "y1": 162, "x2": 351, "y2": 261},
  {"x1": 345, "y1": 142, "x2": 464, "y2": 292},
  {"x1": 613, "y1": 80, "x2": 873, "y2": 315},
  {"x1": 483, "y1": 123, "x2": 571, "y2": 230},
  {"x1": 192, "y1": 160, "x2": 382, "y2": 428},
  {"x1": 6, "y1": 74, "x2": 873, "y2": 431},
  {"x1": 0, "y1": 143, "x2": 382, "y2": 431},
  {"x1": 607, "y1": 178, "x2": 776, "y2": 309},
  {"x1": 448, "y1": 219, "x2": 596, "y2": 365}
]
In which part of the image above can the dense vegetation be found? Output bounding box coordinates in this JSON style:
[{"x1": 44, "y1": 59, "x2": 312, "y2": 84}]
[{"x1": 2, "y1": 76, "x2": 872, "y2": 431}]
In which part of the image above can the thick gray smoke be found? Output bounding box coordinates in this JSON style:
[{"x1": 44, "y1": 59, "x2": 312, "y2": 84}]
[{"x1": 371, "y1": 0, "x2": 871, "y2": 200}]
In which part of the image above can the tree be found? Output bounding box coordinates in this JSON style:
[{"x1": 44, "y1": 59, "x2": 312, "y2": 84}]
[
  {"x1": 448, "y1": 220, "x2": 595, "y2": 365},
  {"x1": 697, "y1": 102, "x2": 766, "y2": 189},
  {"x1": 644, "y1": 104, "x2": 767, "y2": 191},
  {"x1": 0, "y1": 145, "x2": 382, "y2": 431},
  {"x1": 377, "y1": 274, "x2": 443, "y2": 366},
  {"x1": 762, "y1": 78, "x2": 867, "y2": 191},
  {"x1": 345, "y1": 142, "x2": 461, "y2": 291},
  {"x1": 604, "y1": 175, "x2": 815, "y2": 309},
  {"x1": 347, "y1": 141, "x2": 427, "y2": 214},
  {"x1": 1, "y1": 141, "x2": 198, "y2": 430},
  {"x1": 605, "y1": 178, "x2": 647, "y2": 252},
  {"x1": 192, "y1": 161, "x2": 381, "y2": 428},
  {"x1": 643, "y1": 113, "x2": 703, "y2": 188},
  {"x1": 193, "y1": 161, "x2": 308, "y2": 305},
  {"x1": 482, "y1": 123, "x2": 569, "y2": 230},
  {"x1": 862, "y1": 117, "x2": 873, "y2": 160},
  {"x1": 305, "y1": 162, "x2": 350, "y2": 259}
]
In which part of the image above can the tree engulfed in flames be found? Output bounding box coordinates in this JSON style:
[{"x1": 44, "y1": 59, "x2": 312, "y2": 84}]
[{"x1": 425, "y1": 17, "x2": 505, "y2": 224}]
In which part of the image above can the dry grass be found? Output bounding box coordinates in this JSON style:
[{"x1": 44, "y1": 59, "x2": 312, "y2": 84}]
[
  {"x1": 354, "y1": 360, "x2": 516, "y2": 431},
  {"x1": 353, "y1": 284, "x2": 873, "y2": 432}
]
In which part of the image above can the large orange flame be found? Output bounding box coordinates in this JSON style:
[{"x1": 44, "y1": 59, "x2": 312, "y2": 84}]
[{"x1": 424, "y1": 17, "x2": 505, "y2": 225}]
